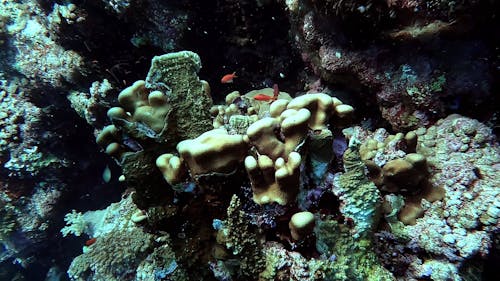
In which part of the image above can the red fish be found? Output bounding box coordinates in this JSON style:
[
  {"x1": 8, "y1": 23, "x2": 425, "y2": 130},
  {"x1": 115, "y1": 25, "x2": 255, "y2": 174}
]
[
  {"x1": 253, "y1": 84, "x2": 280, "y2": 102},
  {"x1": 85, "y1": 237, "x2": 97, "y2": 246},
  {"x1": 221, "y1": 72, "x2": 237, "y2": 83},
  {"x1": 254, "y1": 94, "x2": 275, "y2": 101}
]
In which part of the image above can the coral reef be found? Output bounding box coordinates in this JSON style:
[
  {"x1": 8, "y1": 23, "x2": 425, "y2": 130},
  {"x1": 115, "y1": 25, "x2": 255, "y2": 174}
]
[
  {"x1": 103, "y1": 51, "x2": 213, "y2": 145},
  {"x1": 0, "y1": 192, "x2": 17, "y2": 242},
  {"x1": 78, "y1": 49, "x2": 499, "y2": 281},
  {"x1": 0, "y1": 0, "x2": 497, "y2": 280},
  {"x1": 67, "y1": 79, "x2": 115, "y2": 127},
  {"x1": 333, "y1": 142, "x2": 382, "y2": 237},
  {"x1": 158, "y1": 90, "x2": 353, "y2": 206},
  {"x1": 343, "y1": 126, "x2": 445, "y2": 225},
  {"x1": 315, "y1": 218, "x2": 395, "y2": 281},
  {"x1": 0, "y1": 77, "x2": 46, "y2": 177},
  {"x1": 260, "y1": 241, "x2": 334, "y2": 281},
  {"x1": 128, "y1": 1, "x2": 190, "y2": 52}
]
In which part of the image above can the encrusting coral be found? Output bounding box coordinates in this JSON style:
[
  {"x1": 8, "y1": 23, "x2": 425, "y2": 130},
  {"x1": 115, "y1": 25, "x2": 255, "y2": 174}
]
[
  {"x1": 259, "y1": 241, "x2": 335, "y2": 281},
  {"x1": 144, "y1": 51, "x2": 213, "y2": 140},
  {"x1": 333, "y1": 139, "x2": 383, "y2": 237},
  {"x1": 344, "y1": 126, "x2": 445, "y2": 225},
  {"x1": 314, "y1": 219, "x2": 395, "y2": 281},
  {"x1": 370, "y1": 114, "x2": 499, "y2": 280}
]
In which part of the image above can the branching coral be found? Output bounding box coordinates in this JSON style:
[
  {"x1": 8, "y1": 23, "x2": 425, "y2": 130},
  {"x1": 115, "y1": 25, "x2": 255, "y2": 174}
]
[
  {"x1": 61, "y1": 210, "x2": 86, "y2": 237},
  {"x1": 245, "y1": 151, "x2": 302, "y2": 205},
  {"x1": 289, "y1": 211, "x2": 315, "y2": 241}
]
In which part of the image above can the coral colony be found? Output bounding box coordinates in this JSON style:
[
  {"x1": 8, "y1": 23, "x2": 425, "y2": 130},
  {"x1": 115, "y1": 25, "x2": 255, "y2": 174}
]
[{"x1": 0, "y1": 1, "x2": 498, "y2": 281}]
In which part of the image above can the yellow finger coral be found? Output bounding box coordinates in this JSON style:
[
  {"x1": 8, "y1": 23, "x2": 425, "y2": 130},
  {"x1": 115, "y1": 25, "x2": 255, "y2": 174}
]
[
  {"x1": 156, "y1": 153, "x2": 187, "y2": 185},
  {"x1": 176, "y1": 128, "x2": 249, "y2": 177},
  {"x1": 289, "y1": 211, "x2": 315, "y2": 240},
  {"x1": 106, "y1": 80, "x2": 171, "y2": 133},
  {"x1": 245, "y1": 152, "x2": 301, "y2": 205},
  {"x1": 287, "y1": 93, "x2": 353, "y2": 130},
  {"x1": 245, "y1": 109, "x2": 310, "y2": 160}
]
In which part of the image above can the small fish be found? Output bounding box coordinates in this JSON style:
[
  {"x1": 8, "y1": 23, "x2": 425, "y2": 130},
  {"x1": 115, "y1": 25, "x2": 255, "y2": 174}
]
[
  {"x1": 253, "y1": 94, "x2": 275, "y2": 102},
  {"x1": 102, "y1": 165, "x2": 111, "y2": 183},
  {"x1": 253, "y1": 84, "x2": 280, "y2": 102},
  {"x1": 221, "y1": 72, "x2": 237, "y2": 83},
  {"x1": 85, "y1": 237, "x2": 97, "y2": 246}
]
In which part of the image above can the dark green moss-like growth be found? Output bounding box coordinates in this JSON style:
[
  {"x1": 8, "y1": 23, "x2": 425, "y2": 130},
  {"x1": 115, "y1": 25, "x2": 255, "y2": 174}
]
[
  {"x1": 315, "y1": 219, "x2": 394, "y2": 281},
  {"x1": 217, "y1": 195, "x2": 265, "y2": 280},
  {"x1": 121, "y1": 149, "x2": 172, "y2": 209},
  {"x1": 336, "y1": 144, "x2": 382, "y2": 237}
]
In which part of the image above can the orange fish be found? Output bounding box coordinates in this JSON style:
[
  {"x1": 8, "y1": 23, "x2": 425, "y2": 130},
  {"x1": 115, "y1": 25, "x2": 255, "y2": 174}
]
[
  {"x1": 221, "y1": 72, "x2": 237, "y2": 83},
  {"x1": 253, "y1": 94, "x2": 275, "y2": 102},
  {"x1": 253, "y1": 84, "x2": 280, "y2": 102}
]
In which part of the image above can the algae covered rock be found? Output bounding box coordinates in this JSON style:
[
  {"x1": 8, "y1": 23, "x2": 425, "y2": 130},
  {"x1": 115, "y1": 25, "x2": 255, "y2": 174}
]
[{"x1": 145, "y1": 51, "x2": 213, "y2": 141}]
